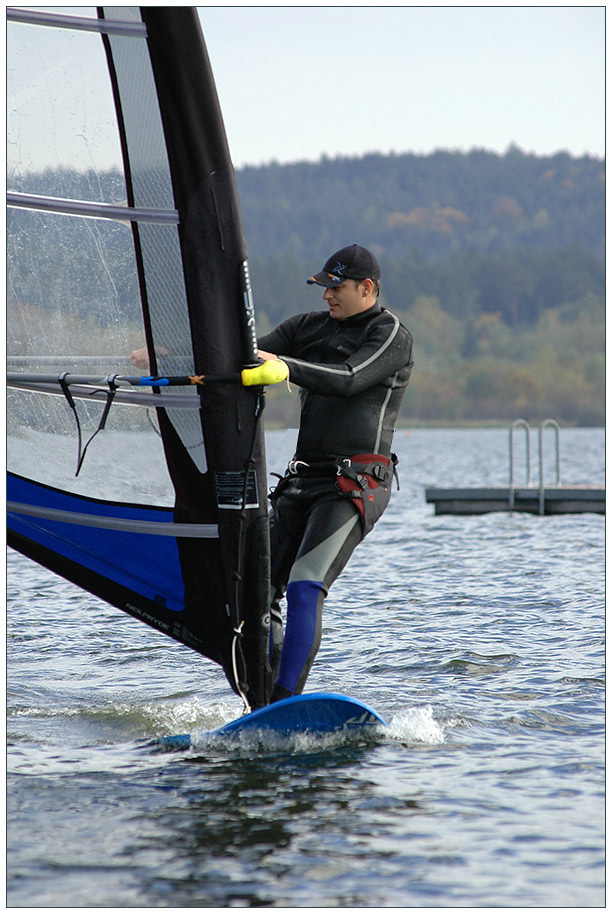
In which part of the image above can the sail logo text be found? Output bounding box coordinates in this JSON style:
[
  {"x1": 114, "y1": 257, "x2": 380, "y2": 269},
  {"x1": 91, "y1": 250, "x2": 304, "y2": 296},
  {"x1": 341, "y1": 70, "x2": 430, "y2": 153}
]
[{"x1": 126, "y1": 602, "x2": 170, "y2": 632}]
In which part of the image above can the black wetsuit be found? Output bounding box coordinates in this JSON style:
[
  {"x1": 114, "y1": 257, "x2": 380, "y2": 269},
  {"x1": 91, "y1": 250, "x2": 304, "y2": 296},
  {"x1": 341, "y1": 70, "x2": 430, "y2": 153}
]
[{"x1": 258, "y1": 302, "x2": 413, "y2": 701}]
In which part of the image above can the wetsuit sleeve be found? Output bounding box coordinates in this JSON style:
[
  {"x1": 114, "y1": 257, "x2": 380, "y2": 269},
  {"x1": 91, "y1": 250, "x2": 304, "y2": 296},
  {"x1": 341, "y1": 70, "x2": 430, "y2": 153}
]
[
  {"x1": 282, "y1": 315, "x2": 413, "y2": 397},
  {"x1": 258, "y1": 316, "x2": 300, "y2": 356}
]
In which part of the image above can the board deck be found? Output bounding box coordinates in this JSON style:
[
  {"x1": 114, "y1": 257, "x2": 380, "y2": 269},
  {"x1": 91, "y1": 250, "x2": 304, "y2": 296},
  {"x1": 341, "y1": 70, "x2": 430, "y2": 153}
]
[
  {"x1": 215, "y1": 692, "x2": 386, "y2": 736},
  {"x1": 154, "y1": 692, "x2": 386, "y2": 751}
]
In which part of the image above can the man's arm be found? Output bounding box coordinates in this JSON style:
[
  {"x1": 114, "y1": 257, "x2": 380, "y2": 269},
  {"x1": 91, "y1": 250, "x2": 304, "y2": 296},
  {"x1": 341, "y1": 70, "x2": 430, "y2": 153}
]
[
  {"x1": 257, "y1": 316, "x2": 300, "y2": 358},
  {"x1": 280, "y1": 315, "x2": 413, "y2": 397}
]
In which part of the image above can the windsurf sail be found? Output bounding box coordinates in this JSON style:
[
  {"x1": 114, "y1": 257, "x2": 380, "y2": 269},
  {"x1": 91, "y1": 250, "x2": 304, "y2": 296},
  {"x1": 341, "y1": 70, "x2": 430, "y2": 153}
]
[{"x1": 7, "y1": 7, "x2": 271, "y2": 709}]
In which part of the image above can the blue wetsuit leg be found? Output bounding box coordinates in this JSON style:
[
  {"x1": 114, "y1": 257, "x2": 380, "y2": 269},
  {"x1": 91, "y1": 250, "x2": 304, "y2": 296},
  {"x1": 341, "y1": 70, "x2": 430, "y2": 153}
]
[{"x1": 274, "y1": 580, "x2": 325, "y2": 696}]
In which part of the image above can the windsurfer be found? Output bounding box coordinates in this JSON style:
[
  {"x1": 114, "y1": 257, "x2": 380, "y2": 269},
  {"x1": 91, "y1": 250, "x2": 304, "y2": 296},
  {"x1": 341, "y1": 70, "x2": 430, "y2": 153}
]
[
  {"x1": 257, "y1": 245, "x2": 414, "y2": 703},
  {"x1": 127, "y1": 244, "x2": 413, "y2": 706}
]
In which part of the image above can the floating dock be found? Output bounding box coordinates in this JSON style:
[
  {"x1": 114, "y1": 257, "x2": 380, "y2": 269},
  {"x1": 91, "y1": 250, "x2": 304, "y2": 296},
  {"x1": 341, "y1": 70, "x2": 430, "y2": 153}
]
[
  {"x1": 425, "y1": 485, "x2": 605, "y2": 515},
  {"x1": 425, "y1": 420, "x2": 605, "y2": 516}
]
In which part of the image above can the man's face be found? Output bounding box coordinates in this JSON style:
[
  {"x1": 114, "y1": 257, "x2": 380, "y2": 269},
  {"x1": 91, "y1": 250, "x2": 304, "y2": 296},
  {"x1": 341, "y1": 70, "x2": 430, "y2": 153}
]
[{"x1": 322, "y1": 280, "x2": 368, "y2": 320}]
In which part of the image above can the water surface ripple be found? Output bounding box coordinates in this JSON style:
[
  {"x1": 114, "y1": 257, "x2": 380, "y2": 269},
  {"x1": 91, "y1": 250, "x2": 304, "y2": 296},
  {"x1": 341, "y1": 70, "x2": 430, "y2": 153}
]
[{"x1": 7, "y1": 428, "x2": 604, "y2": 906}]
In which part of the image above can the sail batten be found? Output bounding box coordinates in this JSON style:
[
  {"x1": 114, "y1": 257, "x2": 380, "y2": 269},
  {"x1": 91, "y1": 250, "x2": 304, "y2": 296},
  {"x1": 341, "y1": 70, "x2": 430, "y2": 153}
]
[
  {"x1": 8, "y1": 191, "x2": 179, "y2": 224},
  {"x1": 7, "y1": 6, "x2": 272, "y2": 708},
  {"x1": 8, "y1": 501, "x2": 219, "y2": 538},
  {"x1": 7, "y1": 7, "x2": 148, "y2": 37},
  {"x1": 6, "y1": 380, "x2": 201, "y2": 409}
]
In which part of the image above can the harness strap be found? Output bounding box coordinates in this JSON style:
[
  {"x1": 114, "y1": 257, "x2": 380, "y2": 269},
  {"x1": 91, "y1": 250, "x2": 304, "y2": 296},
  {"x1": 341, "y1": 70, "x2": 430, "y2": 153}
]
[
  {"x1": 335, "y1": 452, "x2": 400, "y2": 536},
  {"x1": 58, "y1": 373, "x2": 119, "y2": 477},
  {"x1": 336, "y1": 453, "x2": 399, "y2": 488}
]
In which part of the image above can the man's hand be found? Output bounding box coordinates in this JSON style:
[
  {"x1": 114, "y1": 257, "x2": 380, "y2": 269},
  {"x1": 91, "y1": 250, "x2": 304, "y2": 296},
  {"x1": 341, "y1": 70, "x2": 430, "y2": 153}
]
[
  {"x1": 129, "y1": 346, "x2": 169, "y2": 369},
  {"x1": 129, "y1": 346, "x2": 149, "y2": 368},
  {"x1": 257, "y1": 349, "x2": 281, "y2": 362}
]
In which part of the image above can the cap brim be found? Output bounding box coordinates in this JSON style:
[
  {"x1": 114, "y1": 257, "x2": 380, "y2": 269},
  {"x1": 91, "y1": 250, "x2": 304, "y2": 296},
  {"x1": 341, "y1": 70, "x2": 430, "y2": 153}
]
[{"x1": 306, "y1": 271, "x2": 346, "y2": 287}]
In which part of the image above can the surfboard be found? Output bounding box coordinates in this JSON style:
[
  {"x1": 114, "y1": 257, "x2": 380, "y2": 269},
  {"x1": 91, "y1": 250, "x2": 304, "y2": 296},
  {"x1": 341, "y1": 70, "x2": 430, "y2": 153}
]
[{"x1": 154, "y1": 693, "x2": 386, "y2": 751}]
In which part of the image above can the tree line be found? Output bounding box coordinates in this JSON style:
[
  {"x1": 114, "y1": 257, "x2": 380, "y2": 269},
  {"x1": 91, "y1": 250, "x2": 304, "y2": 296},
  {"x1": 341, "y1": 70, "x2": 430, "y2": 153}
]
[
  {"x1": 236, "y1": 145, "x2": 604, "y2": 262},
  {"x1": 8, "y1": 147, "x2": 605, "y2": 425}
]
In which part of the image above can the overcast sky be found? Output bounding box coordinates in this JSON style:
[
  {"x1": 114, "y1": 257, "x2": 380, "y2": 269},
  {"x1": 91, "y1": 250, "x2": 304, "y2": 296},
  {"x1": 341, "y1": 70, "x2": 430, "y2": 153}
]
[
  {"x1": 198, "y1": 5, "x2": 605, "y2": 168},
  {"x1": 6, "y1": 5, "x2": 605, "y2": 175}
]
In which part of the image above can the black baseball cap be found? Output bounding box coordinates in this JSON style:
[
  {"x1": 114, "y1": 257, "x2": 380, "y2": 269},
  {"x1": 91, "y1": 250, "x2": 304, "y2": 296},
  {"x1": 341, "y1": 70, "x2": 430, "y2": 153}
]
[{"x1": 307, "y1": 244, "x2": 381, "y2": 288}]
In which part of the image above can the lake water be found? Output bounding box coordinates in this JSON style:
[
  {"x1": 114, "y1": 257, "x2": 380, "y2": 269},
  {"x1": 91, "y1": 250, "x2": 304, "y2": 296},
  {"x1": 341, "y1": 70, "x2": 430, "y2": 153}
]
[{"x1": 7, "y1": 427, "x2": 605, "y2": 907}]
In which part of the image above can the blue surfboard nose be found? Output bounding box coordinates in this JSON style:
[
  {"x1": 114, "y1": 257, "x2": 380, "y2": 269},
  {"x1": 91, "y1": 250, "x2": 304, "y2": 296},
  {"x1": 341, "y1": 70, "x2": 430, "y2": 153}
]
[{"x1": 213, "y1": 692, "x2": 387, "y2": 736}]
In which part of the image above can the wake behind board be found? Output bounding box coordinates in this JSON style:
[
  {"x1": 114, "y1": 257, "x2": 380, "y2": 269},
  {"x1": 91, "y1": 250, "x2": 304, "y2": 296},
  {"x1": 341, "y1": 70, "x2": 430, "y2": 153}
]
[{"x1": 156, "y1": 693, "x2": 386, "y2": 751}]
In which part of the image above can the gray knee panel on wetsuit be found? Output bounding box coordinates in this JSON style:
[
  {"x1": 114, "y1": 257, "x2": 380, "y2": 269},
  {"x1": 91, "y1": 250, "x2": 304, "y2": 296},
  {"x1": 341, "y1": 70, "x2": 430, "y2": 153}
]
[{"x1": 288, "y1": 512, "x2": 361, "y2": 587}]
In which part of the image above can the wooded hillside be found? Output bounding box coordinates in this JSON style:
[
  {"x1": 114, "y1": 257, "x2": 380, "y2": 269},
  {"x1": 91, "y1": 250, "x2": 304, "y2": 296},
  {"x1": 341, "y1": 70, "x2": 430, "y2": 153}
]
[
  {"x1": 8, "y1": 148, "x2": 604, "y2": 425},
  {"x1": 237, "y1": 146, "x2": 604, "y2": 262}
]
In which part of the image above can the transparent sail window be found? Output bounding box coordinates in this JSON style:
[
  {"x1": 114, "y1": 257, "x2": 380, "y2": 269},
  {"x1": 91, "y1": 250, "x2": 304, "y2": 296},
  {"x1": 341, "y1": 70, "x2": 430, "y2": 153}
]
[
  {"x1": 7, "y1": 17, "x2": 125, "y2": 189},
  {"x1": 7, "y1": 389, "x2": 175, "y2": 505},
  {"x1": 7, "y1": 208, "x2": 141, "y2": 365},
  {"x1": 8, "y1": 6, "x2": 208, "y2": 478}
]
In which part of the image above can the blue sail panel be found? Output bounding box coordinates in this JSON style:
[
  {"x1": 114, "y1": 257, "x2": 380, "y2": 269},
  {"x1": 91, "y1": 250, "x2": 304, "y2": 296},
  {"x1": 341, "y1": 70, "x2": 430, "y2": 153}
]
[
  {"x1": 8, "y1": 473, "x2": 186, "y2": 613},
  {"x1": 7, "y1": 472, "x2": 232, "y2": 659}
]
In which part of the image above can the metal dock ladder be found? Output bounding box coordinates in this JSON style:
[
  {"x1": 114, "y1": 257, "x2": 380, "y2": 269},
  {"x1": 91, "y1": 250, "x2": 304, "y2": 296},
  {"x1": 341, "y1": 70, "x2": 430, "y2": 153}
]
[
  {"x1": 509, "y1": 419, "x2": 560, "y2": 514},
  {"x1": 425, "y1": 419, "x2": 603, "y2": 515}
]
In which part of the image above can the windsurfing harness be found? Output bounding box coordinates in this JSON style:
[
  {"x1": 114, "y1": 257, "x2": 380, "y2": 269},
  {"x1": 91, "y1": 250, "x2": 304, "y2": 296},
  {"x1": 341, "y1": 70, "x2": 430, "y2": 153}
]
[
  {"x1": 272, "y1": 452, "x2": 399, "y2": 538},
  {"x1": 335, "y1": 453, "x2": 399, "y2": 536}
]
